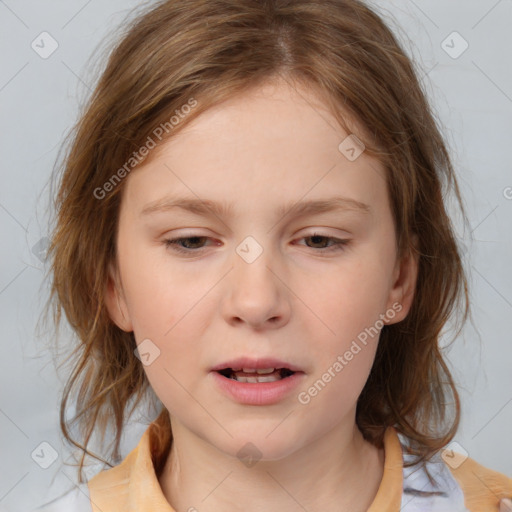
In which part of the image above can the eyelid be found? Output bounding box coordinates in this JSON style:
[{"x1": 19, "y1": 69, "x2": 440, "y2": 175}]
[{"x1": 162, "y1": 230, "x2": 351, "y2": 255}]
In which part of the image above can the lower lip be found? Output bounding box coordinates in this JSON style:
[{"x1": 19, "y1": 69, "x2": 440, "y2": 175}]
[{"x1": 210, "y1": 371, "x2": 305, "y2": 405}]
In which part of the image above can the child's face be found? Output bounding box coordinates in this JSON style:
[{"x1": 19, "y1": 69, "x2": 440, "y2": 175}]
[{"x1": 106, "y1": 78, "x2": 417, "y2": 460}]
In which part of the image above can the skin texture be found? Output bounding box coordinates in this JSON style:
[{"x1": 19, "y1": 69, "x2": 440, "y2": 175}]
[{"x1": 105, "y1": 78, "x2": 418, "y2": 512}]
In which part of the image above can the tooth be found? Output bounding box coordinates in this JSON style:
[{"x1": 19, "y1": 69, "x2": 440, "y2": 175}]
[
  {"x1": 233, "y1": 374, "x2": 283, "y2": 383},
  {"x1": 256, "y1": 368, "x2": 275, "y2": 374},
  {"x1": 256, "y1": 374, "x2": 281, "y2": 383},
  {"x1": 242, "y1": 368, "x2": 256, "y2": 372}
]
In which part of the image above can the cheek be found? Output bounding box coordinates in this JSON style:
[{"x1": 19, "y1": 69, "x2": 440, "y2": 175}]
[
  {"x1": 128, "y1": 292, "x2": 207, "y2": 422},
  {"x1": 295, "y1": 276, "x2": 384, "y2": 426},
  {"x1": 307, "y1": 256, "x2": 393, "y2": 341},
  {"x1": 299, "y1": 247, "x2": 395, "y2": 399},
  {"x1": 116, "y1": 242, "x2": 213, "y2": 376},
  {"x1": 118, "y1": 240, "x2": 198, "y2": 335},
  {"x1": 294, "y1": 334, "x2": 378, "y2": 444}
]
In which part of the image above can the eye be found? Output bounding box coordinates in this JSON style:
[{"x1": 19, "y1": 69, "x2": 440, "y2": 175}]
[
  {"x1": 296, "y1": 233, "x2": 350, "y2": 253},
  {"x1": 163, "y1": 236, "x2": 214, "y2": 254},
  {"x1": 163, "y1": 232, "x2": 349, "y2": 255}
]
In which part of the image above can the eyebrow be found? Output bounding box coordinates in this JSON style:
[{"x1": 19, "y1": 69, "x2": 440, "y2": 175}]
[{"x1": 140, "y1": 195, "x2": 371, "y2": 219}]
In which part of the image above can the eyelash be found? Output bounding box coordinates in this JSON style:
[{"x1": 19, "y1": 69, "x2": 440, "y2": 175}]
[{"x1": 163, "y1": 233, "x2": 350, "y2": 255}]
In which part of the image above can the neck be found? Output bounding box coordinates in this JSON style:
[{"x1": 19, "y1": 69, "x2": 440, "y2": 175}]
[{"x1": 158, "y1": 418, "x2": 385, "y2": 512}]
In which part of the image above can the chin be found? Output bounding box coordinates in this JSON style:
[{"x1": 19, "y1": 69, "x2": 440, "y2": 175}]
[{"x1": 215, "y1": 427, "x2": 307, "y2": 464}]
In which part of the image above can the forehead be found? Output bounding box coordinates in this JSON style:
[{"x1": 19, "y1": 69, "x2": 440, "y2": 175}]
[
  {"x1": 156, "y1": 79, "x2": 366, "y2": 160},
  {"x1": 121, "y1": 79, "x2": 388, "y2": 218}
]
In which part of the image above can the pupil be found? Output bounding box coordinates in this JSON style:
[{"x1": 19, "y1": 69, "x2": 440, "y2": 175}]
[
  {"x1": 184, "y1": 236, "x2": 206, "y2": 248},
  {"x1": 309, "y1": 235, "x2": 327, "y2": 248}
]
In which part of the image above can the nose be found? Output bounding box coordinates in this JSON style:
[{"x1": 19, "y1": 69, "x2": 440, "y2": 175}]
[{"x1": 221, "y1": 240, "x2": 291, "y2": 330}]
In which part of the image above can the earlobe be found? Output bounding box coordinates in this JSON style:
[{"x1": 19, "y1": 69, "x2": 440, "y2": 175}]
[
  {"x1": 104, "y1": 263, "x2": 133, "y2": 332},
  {"x1": 385, "y1": 234, "x2": 419, "y2": 324}
]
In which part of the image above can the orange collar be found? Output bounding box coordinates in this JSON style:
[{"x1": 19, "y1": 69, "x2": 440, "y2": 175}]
[{"x1": 88, "y1": 419, "x2": 403, "y2": 512}]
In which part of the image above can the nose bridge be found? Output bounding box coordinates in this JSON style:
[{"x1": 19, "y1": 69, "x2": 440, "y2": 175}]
[
  {"x1": 233, "y1": 234, "x2": 279, "y2": 296},
  {"x1": 235, "y1": 234, "x2": 267, "y2": 266},
  {"x1": 222, "y1": 234, "x2": 290, "y2": 327}
]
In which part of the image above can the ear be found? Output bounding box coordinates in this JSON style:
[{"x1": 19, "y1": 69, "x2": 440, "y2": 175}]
[
  {"x1": 385, "y1": 233, "x2": 419, "y2": 324},
  {"x1": 104, "y1": 262, "x2": 133, "y2": 332}
]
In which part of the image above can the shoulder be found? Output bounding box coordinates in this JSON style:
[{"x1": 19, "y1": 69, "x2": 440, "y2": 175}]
[
  {"x1": 396, "y1": 432, "x2": 512, "y2": 512},
  {"x1": 446, "y1": 451, "x2": 512, "y2": 511}
]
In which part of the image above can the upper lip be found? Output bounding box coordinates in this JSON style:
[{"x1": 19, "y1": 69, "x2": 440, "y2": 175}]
[{"x1": 211, "y1": 357, "x2": 303, "y2": 373}]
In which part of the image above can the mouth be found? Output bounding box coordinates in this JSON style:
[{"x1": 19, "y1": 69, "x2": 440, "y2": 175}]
[
  {"x1": 216, "y1": 367, "x2": 296, "y2": 383},
  {"x1": 210, "y1": 359, "x2": 305, "y2": 405}
]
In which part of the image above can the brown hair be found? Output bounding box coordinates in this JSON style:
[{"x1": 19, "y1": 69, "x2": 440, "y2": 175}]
[{"x1": 45, "y1": 0, "x2": 469, "y2": 484}]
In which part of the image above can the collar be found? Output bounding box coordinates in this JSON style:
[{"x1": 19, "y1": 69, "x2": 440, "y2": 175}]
[{"x1": 88, "y1": 415, "x2": 404, "y2": 512}]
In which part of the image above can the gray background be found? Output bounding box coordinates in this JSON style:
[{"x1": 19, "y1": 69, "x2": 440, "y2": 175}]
[{"x1": 1, "y1": 1, "x2": 511, "y2": 510}]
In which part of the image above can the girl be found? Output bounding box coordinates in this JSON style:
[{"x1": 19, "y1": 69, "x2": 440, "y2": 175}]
[{"x1": 44, "y1": 0, "x2": 512, "y2": 510}]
